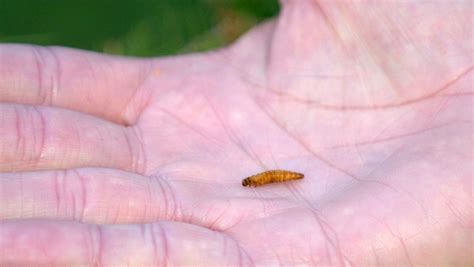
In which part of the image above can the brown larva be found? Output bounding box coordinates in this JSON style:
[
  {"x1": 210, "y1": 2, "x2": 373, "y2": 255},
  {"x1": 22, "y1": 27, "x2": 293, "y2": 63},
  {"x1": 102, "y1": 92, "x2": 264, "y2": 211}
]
[{"x1": 242, "y1": 170, "x2": 304, "y2": 187}]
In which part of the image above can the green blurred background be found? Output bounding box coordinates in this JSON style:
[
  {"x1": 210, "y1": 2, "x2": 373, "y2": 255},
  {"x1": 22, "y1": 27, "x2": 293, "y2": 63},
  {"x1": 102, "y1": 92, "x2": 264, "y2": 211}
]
[{"x1": 0, "y1": 0, "x2": 279, "y2": 56}]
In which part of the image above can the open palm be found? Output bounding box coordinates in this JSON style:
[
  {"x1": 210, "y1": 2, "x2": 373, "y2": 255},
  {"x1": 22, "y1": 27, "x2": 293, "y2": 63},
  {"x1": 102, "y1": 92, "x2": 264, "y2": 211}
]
[{"x1": 1, "y1": 2, "x2": 472, "y2": 266}]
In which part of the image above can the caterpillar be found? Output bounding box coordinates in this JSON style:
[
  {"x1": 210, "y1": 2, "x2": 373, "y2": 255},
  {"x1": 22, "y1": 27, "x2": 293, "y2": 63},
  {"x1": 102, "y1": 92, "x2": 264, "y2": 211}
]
[{"x1": 242, "y1": 170, "x2": 304, "y2": 187}]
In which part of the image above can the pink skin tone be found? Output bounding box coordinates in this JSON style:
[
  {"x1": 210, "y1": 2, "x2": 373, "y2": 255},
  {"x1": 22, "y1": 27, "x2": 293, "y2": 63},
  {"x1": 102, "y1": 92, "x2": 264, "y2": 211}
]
[{"x1": 0, "y1": 1, "x2": 472, "y2": 266}]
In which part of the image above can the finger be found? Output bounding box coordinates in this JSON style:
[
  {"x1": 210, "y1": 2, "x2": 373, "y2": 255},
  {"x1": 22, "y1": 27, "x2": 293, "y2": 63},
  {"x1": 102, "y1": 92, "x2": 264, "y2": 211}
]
[
  {"x1": 0, "y1": 168, "x2": 178, "y2": 224},
  {"x1": 0, "y1": 167, "x2": 296, "y2": 227},
  {"x1": 0, "y1": 44, "x2": 152, "y2": 124},
  {"x1": 0, "y1": 104, "x2": 145, "y2": 172},
  {"x1": 0, "y1": 220, "x2": 253, "y2": 266}
]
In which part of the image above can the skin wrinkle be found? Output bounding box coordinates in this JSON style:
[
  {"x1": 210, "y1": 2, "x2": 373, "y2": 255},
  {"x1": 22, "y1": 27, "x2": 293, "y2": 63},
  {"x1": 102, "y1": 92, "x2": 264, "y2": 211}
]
[
  {"x1": 202, "y1": 202, "x2": 216, "y2": 229},
  {"x1": 162, "y1": 179, "x2": 179, "y2": 222},
  {"x1": 262, "y1": 23, "x2": 275, "y2": 86},
  {"x1": 236, "y1": 236, "x2": 244, "y2": 267},
  {"x1": 269, "y1": 245, "x2": 284, "y2": 267},
  {"x1": 4, "y1": 169, "x2": 195, "y2": 224},
  {"x1": 33, "y1": 106, "x2": 46, "y2": 165},
  {"x1": 359, "y1": 11, "x2": 403, "y2": 101},
  {"x1": 300, "y1": 191, "x2": 348, "y2": 265},
  {"x1": 185, "y1": 203, "x2": 197, "y2": 227},
  {"x1": 70, "y1": 115, "x2": 82, "y2": 170},
  {"x1": 379, "y1": 219, "x2": 415, "y2": 267},
  {"x1": 139, "y1": 224, "x2": 146, "y2": 239},
  {"x1": 31, "y1": 180, "x2": 36, "y2": 218},
  {"x1": 112, "y1": 190, "x2": 121, "y2": 224},
  {"x1": 343, "y1": 6, "x2": 423, "y2": 101},
  {"x1": 13, "y1": 106, "x2": 23, "y2": 161},
  {"x1": 120, "y1": 61, "x2": 153, "y2": 126},
  {"x1": 53, "y1": 169, "x2": 61, "y2": 217},
  {"x1": 323, "y1": 81, "x2": 456, "y2": 152},
  {"x1": 441, "y1": 91, "x2": 474, "y2": 97},
  {"x1": 126, "y1": 171, "x2": 136, "y2": 222},
  {"x1": 311, "y1": 0, "x2": 345, "y2": 47},
  {"x1": 62, "y1": 48, "x2": 150, "y2": 124},
  {"x1": 4, "y1": 104, "x2": 143, "y2": 171},
  {"x1": 204, "y1": 92, "x2": 267, "y2": 170},
  {"x1": 361, "y1": 106, "x2": 415, "y2": 149},
  {"x1": 102, "y1": 178, "x2": 112, "y2": 224},
  {"x1": 70, "y1": 186, "x2": 76, "y2": 221},
  {"x1": 90, "y1": 225, "x2": 103, "y2": 266},
  {"x1": 328, "y1": 121, "x2": 464, "y2": 148},
  {"x1": 255, "y1": 189, "x2": 274, "y2": 222},
  {"x1": 355, "y1": 56, "x2": 374, "y2": 113},
  {"x1": 128, "y1": 127, "x2": 144, "y2": 173},
  {"x1": 5, "y1": 105, "x2": 48, "y2": 169},
  {"x1": 84, "y1": 54, "x2": 99, "y2": 98},
  {"x1": 358, "y1": 129, "x2": 430, "y2": 221},
  {"x1": 323, "y1": 241, "x2": 334, "y2": 266},
  {"x1": 63, "y1": 170, "x2": 71, "y2": 218},
  {"x1": 371, "y1": 245, "x2": 381, "y2": 267},
  {"x1": 154, "y1": 106, "x2": 222, "y2": 146},
  {"x1": 44, "y1": 47, "x2": 61, "y2": 106},
  {"x1": 366, "y1": 204, "x2": 427, "y2": 265},
  {"x1": 208, "y1": 201, "x2": 229, "y2": 230},
  {"x1": 439, "y1": 191, "x2": 470, "y2": 228},
  {"x1": 221, "y1": 233, "x2": 228, "y2": 260},
  {"x1": 266, "y1": 65, "x2": 474, "y2": 111},
  {"x1": 83, "y1": 221, "x2": 95, "y2": 265},
  {"x1": 144, "y1": 176, "x2": 153, "y2": 222},
  {"x1": 248, "y1": 174, "x2": 337, "y2": 265},
  {"x1": 224, "y1": 232, "x2": 254, "y2": 267},
  {"x1": 155, "y1": 176, "x2": 169, "y2": 221},
  {"x1": 76, "y1": 170, "x2": 88, "y2": 222},
  {"x1": 157, "y1": 174, "x2": 183, "y2": 222},
  {"x1": 132, "y1": 126, "x2": 148, "y2": 175},
  {"x1": 16, "y1": 46, "x2": 146, "y2": 125},
  {"x1": 155, "y1": 223, "x2": 169, "y2": 267},
  {"x1": 32, "y1": 46, "x2": 45, "y2": 106},
  {"x1": 18, "y1": 174, "x2": 24, "y2": 219},
  {"x1": 255, "y1": 95, "x2": 398, "y2": 192},
  {"x1": 233, "y1": 202, "x2": 292, "y2": 229},
  {"x1": 356, "y1": 84, "x2": 454, "y2": 185},
  {"x1": 383, "y1": 7, "x2": 420, "y2": 62},
  {"x1": 149, "y1": 224, "x2": 159, "y2": 266},
  {"x1": 142, "y1": 203, "x2": 149, "y2": 222},
  {"x1": 123, "y1": 127, "x2": 135, "y2": 174},
  {"x1": 354, "y1": 136, "x2": 365, "y2": 166}
]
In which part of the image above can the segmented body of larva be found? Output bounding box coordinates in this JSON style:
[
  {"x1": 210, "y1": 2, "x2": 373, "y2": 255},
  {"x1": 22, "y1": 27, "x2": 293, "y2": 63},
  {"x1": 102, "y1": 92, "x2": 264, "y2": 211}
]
[{"x1": 242, "y1": 170, "x2": 304, "y2": 187}]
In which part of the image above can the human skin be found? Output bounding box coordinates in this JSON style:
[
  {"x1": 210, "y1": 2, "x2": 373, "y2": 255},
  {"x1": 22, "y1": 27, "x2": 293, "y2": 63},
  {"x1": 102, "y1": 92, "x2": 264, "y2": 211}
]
[{"x1": 0, "y1": 1, "x2": 472, "y2": 266}]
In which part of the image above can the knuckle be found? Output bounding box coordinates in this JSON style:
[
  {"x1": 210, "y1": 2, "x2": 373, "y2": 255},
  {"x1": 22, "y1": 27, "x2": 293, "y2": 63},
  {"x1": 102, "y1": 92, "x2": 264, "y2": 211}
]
[{"x1": 0, "y1": 106, "x2": 47, "y2": 168}]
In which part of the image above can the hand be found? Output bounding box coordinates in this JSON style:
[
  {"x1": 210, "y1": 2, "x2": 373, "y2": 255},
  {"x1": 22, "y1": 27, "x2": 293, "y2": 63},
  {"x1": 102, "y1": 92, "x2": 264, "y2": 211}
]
[{"x1": 1, "y1": 1, "x2": 472, "y2": 266}]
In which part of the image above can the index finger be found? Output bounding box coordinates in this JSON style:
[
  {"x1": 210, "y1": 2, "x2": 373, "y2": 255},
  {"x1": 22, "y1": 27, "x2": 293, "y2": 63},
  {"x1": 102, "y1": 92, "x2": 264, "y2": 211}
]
[{"x1": 0, "y1": 44, "x2": 153, "y2": 124}]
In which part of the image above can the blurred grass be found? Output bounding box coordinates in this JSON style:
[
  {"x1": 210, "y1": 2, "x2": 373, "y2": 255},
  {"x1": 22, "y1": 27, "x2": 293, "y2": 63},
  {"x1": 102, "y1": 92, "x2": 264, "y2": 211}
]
[{"x1": 0, "y1": 0, "x2": 279, "y2": 56}]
